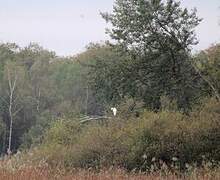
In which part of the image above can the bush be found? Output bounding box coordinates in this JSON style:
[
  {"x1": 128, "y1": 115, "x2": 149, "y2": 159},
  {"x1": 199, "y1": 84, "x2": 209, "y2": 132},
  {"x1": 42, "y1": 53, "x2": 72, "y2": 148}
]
[
  {"x1": 37, "y1": 99, "x2": 220, "y2": 171},
  {"x1": 126, "y1": 99, "x2": 220, "y2": 170}
]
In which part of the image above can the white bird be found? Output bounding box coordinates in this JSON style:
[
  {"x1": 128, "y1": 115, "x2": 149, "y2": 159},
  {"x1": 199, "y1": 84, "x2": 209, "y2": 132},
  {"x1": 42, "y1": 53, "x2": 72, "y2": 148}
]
[{"x1": 111, "y1": 107, "x2": 117, "y2": 116}]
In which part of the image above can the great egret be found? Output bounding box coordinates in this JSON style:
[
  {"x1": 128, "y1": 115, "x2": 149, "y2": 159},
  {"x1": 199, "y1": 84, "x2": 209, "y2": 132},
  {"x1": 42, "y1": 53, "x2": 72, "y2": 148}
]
[{"x1": 111, "y1": 107, "x2": 117, "y2": 116}]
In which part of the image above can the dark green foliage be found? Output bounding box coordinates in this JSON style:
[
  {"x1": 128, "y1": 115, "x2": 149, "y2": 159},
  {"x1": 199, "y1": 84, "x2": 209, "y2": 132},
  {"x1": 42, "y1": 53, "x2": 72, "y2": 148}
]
[
  {"x1": 95, "y1": 0, "x2": 203, "y2": 112},
  {"x1": 85, "y1": 44, "x2": 130, "y2": 105}
]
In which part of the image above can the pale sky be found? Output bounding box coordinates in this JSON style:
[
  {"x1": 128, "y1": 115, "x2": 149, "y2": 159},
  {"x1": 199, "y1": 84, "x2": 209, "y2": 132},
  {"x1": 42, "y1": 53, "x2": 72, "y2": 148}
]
[{"x1": 0, "y1": 0, "x2": 219, "y2": 56}]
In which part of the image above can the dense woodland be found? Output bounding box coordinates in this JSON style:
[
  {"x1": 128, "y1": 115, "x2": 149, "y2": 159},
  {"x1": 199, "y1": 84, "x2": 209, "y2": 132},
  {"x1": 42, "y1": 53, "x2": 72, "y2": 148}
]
[{"x1": 0, "y1": 0, "x2": 219, "y2": 173}]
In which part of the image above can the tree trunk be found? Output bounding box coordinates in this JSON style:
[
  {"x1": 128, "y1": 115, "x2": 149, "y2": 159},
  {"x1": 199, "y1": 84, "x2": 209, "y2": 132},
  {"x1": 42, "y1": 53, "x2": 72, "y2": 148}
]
[{"x1": 7, "y1": 68, "x2": 17, "y2": 155}]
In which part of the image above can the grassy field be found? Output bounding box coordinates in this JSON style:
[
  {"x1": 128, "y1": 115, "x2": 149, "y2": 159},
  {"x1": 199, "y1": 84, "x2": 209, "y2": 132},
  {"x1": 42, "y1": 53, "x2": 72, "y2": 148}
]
[
  {"x1": 0, "y1": 165, "x2": 219, "y2": 180},
  {"x1": 0, "y1": 155, "x2": 219, "y2": 180}
]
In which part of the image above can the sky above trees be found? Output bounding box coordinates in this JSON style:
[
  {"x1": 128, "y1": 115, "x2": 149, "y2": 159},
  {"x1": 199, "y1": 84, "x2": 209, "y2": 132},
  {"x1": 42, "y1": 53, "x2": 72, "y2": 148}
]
[{"x1": 0, "y1": 0, "x2": 219, "y2": 56}]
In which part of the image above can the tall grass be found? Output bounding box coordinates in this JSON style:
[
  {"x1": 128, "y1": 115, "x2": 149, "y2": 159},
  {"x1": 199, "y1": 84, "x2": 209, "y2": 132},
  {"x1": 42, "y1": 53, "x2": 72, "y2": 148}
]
[{"x1": 0, "y1": 163, "x2": 219, "y2": 180}]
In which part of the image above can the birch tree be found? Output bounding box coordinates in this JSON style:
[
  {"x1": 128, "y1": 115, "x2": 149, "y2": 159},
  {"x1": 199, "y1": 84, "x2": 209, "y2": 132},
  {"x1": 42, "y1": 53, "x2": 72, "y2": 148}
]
[{"x1": 3, "y1": 62, "x2": 24, "y2": 155}]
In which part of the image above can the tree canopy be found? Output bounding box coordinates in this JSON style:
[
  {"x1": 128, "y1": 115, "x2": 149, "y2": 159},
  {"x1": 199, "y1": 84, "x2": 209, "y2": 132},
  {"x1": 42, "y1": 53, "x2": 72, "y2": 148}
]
[{"x1": 89, "y1": 0, "x2": 203, "y2": 112}]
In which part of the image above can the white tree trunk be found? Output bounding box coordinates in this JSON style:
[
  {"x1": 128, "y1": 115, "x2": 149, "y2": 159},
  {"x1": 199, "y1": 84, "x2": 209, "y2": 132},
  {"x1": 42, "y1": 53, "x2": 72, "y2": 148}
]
[
  {"x1": 36, "y1": 88, "x2": 41, "y2": 112},
  {"x1": 7, "y1": 68, "x2": 17, "y2": 155}
]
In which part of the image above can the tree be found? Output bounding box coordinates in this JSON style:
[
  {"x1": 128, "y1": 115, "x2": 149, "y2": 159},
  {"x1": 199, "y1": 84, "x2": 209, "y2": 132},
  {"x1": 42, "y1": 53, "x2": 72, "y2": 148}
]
[
  {"x1": 0, "y1": 44, "x2": 19, "y2": 154},
  {"x1": 194, "y1": 44, "x2": 220, "y2": 101},
  {"x1": 2, "y1": 62, "x2": 25, "y2": 154},
  {"x1": 83, "y1": 44, "x2": 129, "y2": 109},
  {"x1": 100, "y1": 0, "x2": 202, "y2": 112},
  {"x1": 18, "y1": 43, "x2": 56, "y2": 112}
]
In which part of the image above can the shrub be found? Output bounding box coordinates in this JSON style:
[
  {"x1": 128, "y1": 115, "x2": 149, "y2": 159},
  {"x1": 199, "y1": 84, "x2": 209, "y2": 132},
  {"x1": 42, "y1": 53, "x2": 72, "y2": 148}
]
[
  {"x1": 126, "y1": 99, "x2": 220, "y2": 170},
  {"x1": 38, "y1": 99, "x2": 220, "y2": 171}
]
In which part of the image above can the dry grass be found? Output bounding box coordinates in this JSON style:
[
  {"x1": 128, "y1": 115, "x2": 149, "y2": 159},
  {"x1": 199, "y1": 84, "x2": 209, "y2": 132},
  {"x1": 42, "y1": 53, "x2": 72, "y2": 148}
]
[
  {"x1": 0, "y1": 167, "x2": 219, "y2": 180},
  {"x1": 0, "y1": 151, "x2": 219, "y2": 180}
]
